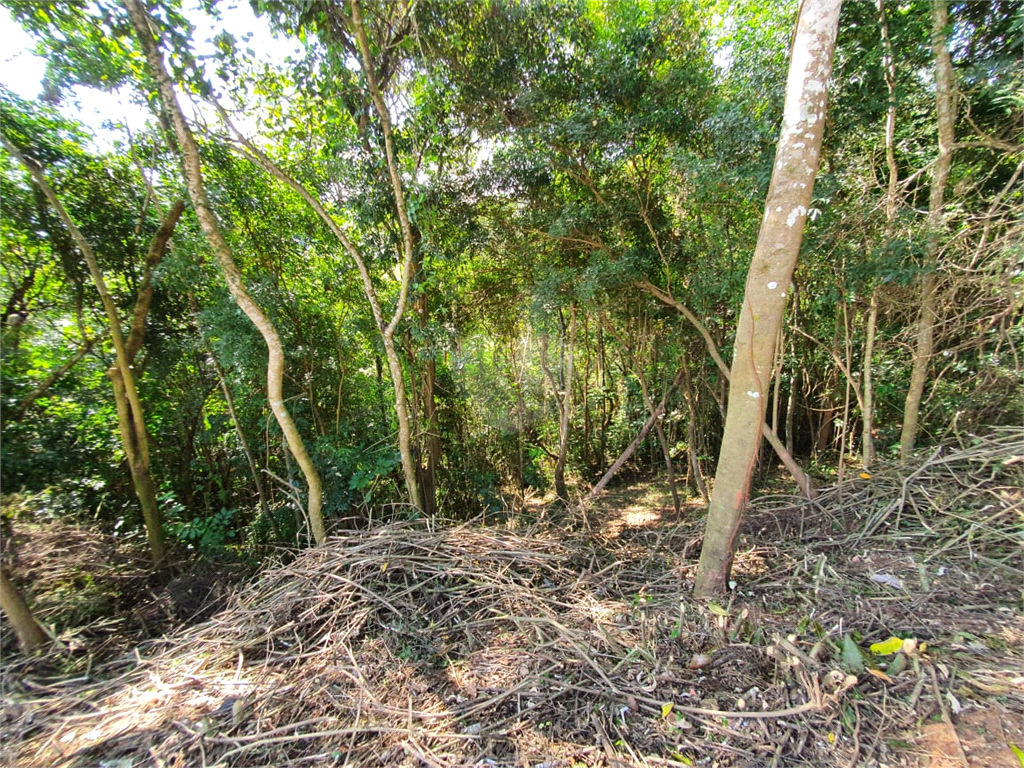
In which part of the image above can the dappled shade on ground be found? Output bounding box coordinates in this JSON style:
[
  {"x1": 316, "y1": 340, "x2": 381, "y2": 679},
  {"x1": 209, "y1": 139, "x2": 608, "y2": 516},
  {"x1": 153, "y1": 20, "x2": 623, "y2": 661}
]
[{"x1": 1, "y1": 429, "x2": 1022, "y2": 767}]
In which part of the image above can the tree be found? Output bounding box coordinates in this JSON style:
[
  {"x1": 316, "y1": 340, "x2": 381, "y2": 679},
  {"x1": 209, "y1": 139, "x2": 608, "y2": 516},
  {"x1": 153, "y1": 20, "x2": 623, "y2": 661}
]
[
  {"x1": 0, "y1": 567, "x2": 49, "y2": 653},
  {"x1": 898, "y1": 0, "x2": 955, "y2": 463},
  {"x1": 693, "y1": 0, "x2": 842, "y2": 598},
  {"x1": 123, "y1": 0, "x2": 327, "y2": 545},
  {"x1": 1, "y1": 112, "x2": 182, "y2": 565}
]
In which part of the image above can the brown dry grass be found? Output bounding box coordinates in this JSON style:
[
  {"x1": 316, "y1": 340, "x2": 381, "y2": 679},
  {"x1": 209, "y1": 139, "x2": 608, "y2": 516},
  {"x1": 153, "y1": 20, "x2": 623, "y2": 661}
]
[{"x1": 1, "y1": 429, "x2": 1021, "y2": 767}]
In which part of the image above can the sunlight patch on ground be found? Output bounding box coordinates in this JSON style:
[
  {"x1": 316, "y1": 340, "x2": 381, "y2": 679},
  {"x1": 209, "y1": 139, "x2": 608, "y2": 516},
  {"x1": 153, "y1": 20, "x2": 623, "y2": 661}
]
[{"x1": 592, "y1": 484, "x2": 676, "y2": 539}]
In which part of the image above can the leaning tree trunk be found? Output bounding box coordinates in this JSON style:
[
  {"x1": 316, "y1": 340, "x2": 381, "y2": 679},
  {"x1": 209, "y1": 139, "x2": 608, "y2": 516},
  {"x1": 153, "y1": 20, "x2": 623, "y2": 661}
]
[
  {"x1": 900, "y1": 0, "x2": 955, "y2": 464},
  {"x1": 693, "y1": 0, "x2": 842, "y2": 598},
  {"x1": 125, "y1": 0, "x2": 326, "y2": 544},
  {"x1": 0, "y1": 136, "x2": 178, "y2": 566},
  {"x1": 0, "y1": 568, "x2": 48, "y2": 653}
]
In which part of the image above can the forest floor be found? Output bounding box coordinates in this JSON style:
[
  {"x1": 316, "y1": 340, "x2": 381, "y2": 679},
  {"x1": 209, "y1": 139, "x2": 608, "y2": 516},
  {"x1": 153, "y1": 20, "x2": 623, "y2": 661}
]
[{"x1": 1, "y1": 429, "x2": 1022, "y2": 768}]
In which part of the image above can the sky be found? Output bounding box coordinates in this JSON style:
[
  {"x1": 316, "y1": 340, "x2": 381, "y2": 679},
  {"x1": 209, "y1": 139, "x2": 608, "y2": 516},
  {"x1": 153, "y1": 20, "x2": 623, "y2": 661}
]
[{"x1": 0, "y1": 1, "x2": 301, "y2": 148}]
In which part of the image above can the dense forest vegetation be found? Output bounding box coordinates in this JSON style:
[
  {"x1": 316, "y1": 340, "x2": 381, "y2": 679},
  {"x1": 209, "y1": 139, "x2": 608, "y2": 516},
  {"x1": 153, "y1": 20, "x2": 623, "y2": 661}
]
[
  {"x1": 2, "y1": 0, "x2": 1021, "y2": 591},
  {"x1": 0, "y1": 1, "x2": 1021, "y2": 764}
]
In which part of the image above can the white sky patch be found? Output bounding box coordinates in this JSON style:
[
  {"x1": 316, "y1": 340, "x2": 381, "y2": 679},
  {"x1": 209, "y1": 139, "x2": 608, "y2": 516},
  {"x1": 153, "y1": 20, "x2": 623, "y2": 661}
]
[{"x1": 0, "y1": 2, "x2": 301, "y2": 149}]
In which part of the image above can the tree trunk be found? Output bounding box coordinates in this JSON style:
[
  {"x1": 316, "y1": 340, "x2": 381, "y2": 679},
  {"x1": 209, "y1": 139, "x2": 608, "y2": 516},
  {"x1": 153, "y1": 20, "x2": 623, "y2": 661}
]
[
  {"x1": 0, "y1": 135, "x2": 171, "y2": 566},
  {"x1": 589, "y1": 367, "x2": 686, "y2": 499},
  {"x1": 637, "y1": 279, "x2": 812, "y2": 496},
  {"x1": 694, "y1": 0, "x2": 841, "y2": 598},
  {"x1": 125, "y1": 0, "x2": 326, "y2": 545},
  {"x1": 900, "y1": 0, "x2": 955, "y2": 464},
  {"x1": 0, "y1": 568, "x2": 48, "y2": 653},
  {"x1": 634, "y1": 355, "x2": 681, "y2": 515},
  {"x1": 213, "y1": 357, "x2": 275, "y2": 537},
  {"x1": 680, "y1": 352, "x2": 709, "y2": 503},
  {"x1": 862, "y1": 288, "x2": 879, "y2": 467},
  {"x1": 552, "y1": 303, "x2": 577, "y2": 501},
  {"x1": 412, "y1": 244, "x2": 439, "y2": 516},
  {"x1": 865, "y1": 0, "x2": 898, "y2": 469}
]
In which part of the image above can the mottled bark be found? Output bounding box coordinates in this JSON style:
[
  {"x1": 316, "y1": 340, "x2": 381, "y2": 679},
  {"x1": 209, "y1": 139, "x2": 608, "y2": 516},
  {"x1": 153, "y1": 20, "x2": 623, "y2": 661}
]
[{"x1": 694, "y1": 0, "x2": 841, "y2": 598}]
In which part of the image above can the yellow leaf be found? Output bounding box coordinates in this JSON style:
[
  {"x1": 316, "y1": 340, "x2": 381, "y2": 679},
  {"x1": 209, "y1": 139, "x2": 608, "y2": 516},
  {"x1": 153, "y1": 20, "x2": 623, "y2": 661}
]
[
  {"x1": 827, "y1": 732, "x2": 836, "y2": 744},
  {"x1": 661, "y1": 702, "x2": 674, "y2": 719},
  {"x1": 859, "y1": 471, "x2": 872, "y2": 479},
  {"x1": 867, "y1": 667, "x2": 894, "y2": 684},
  {"x1": 870, "y1": 637, "x2": 904, "y2": 655},
  {"x1": 707, "y1": 602, "x2": 730, "y2": 617}
]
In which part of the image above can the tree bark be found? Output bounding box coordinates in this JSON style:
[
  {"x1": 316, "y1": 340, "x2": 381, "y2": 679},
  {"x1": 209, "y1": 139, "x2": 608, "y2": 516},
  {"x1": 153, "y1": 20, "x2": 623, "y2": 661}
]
[
  {"x1": 693, "y1": 0, "x2": 841, "y2": 598},
  {"x1": 900, "y1": 0, "x2": 954, "y2": 464},
  {"x1": 0, "y1": 567, "x2": 48, "y2": 653},
  {"x1": 125, "y1": 0, "x2": 326, "y2": 544},
  {"x1": 0, "y1": 134, "x2": 168, "y2": 566},
  {"x1": 541, "y1": 305, "x2": 577, "y2": 500},
  {"x1": 589, "y1": 367, "x2": 686, "y2": 499},
  {"x1": 637, "y1": 278, "x2": 813, "y2": 497}
]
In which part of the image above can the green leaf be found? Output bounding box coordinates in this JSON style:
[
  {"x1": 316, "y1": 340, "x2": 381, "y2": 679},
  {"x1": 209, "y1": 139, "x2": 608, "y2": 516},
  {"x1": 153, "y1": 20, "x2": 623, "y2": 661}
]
[
  {"x1": 707, "y1": 602, "x2": 730, "y2": 617},
  {"x1": 870, "y1": 637, "x2": 904, "y2": 655},
  {"x1": 1009, "y1": 742, "x2": 1024, "y2": 767},
  {"x1": 842, "y1": 634, "x2": 866, "y2": 673}
]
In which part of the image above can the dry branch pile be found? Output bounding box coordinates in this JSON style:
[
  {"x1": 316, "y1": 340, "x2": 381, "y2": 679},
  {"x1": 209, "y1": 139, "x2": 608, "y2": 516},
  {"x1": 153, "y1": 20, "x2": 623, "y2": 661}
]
[{"x1": 1, "y1": 429, "x2": 1021, "y2": 768}]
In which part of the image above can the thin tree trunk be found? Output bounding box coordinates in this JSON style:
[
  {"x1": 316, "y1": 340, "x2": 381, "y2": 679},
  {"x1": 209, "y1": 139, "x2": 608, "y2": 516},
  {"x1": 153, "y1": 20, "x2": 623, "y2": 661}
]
[
  {"x1": 637, "y1": 279, "x2": 812, "y2": 496},
  {"x1": 694, "y1": 0, "x2": 841, "y2": 598},
  {"x1": 638, "y1": 367, "x2": 681, "y2": 515},
  {"x1": 900, "y1": 0, "x2": 955, "y2": 463},
  {"x1": 606, "y1": 312, "x2": 682, "y2": 515},
  {"x1": 786, "y1": 367, "x2": 798, "y2": 455},
  {"x1": 680, "y1": 351, "x2": 710, "y2": 503},
  {"x1": 541, "y1": 304, "x2": 577, "y2": 500},
  {"x1": 125, "y1": 0, "x2": 326, "y2": 544},
  {"x1": 862, "y1": 288, "x2": 879, "y2": 467},
  {"x1": 865, "y1": 0, "x2": 898, "y2": 469},
  {"x1": 212, "y1": 357, "x2": 275, "y2": 537},
  {"x1": 412, "y1": 245, "x2": 440, "y2": 516},
  {"x1": 589, "y1": 367, "x2": 686, "y2": 499},
  {"x1": 509, "y1": 336, "x2": 529, "y2": 486},
  {"x1": 210, "y1": 51, "x2": 423, "y2": 510},
  {"x1": 0, "y1": 568, "x2": 48, "y2": 653},
  {"x1": 0, "y1": 135, "x2": 170, "y2": 566},
  {"x1": 9, "y1": 339, "x2": 92, "y2": 423}
]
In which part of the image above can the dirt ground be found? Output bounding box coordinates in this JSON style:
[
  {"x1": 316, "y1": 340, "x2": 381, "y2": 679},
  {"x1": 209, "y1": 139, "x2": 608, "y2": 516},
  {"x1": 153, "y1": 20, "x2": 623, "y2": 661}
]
[{"x1": 2, "y1": 432, "x2": 1022, "y2": 767}]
